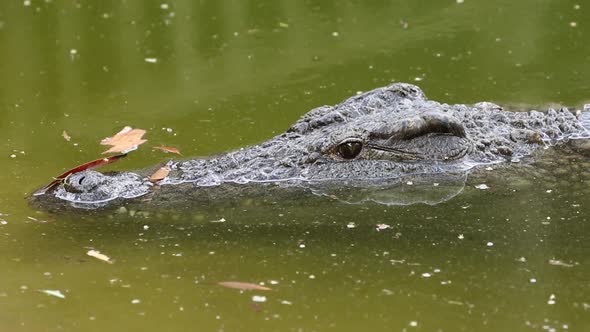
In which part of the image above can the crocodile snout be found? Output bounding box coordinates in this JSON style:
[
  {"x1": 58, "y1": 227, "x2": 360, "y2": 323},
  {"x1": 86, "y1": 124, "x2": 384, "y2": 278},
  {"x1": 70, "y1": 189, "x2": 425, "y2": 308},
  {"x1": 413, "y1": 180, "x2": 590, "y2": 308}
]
[{"x1": 63, "y1": 171, "x2": 108, "y2": 193}]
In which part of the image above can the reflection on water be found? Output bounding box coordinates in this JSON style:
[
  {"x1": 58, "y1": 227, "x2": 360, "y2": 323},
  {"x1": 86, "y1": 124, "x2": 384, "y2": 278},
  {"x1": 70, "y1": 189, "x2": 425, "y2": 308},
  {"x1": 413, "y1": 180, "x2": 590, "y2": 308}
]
[
  {"x1": 309, "y1": 172, "x2": 467, "y2": 206},
  {"x1": 1, "y1": 0, "x2": 589, "y2": 331}
]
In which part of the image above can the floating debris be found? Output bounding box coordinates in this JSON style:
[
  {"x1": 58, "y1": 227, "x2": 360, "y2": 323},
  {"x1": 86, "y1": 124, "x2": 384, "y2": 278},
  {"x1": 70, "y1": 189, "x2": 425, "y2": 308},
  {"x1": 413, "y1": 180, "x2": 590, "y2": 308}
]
[
  {"x1": 376, "y1": 223, "x2": 391, "y2": 231},
  {"x1": 475, "y1": 184, "x2": 489, "y2": 190},
  {"x1": 548, "y1": 259, "x2": 576, "y2": 268},
  {"x1": 153, "y1": 146, "x2": 182, "y2": 155},
  {"x1": 101, "y1": 126, "x2": 147, "y2": 154},
  {"x1": 87, "y1": 250, "x2": 114, "y2": 264},
  {"x1": 62, "y1": 130, "x2": 71, "y2": 141},
  {"x1": 39, "y1": 289, "x2": 65, "y2": 299},
  {"x1": 218, "y1": 281, "x2": 272, "y2": 291}
]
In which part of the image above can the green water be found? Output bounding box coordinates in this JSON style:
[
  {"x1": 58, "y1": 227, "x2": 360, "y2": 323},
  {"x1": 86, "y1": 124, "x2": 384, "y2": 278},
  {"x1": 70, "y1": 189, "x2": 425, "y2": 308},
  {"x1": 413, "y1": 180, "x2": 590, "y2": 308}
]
[{"x1": 1, "y1": 1, "x2": 589, "y2": 331}]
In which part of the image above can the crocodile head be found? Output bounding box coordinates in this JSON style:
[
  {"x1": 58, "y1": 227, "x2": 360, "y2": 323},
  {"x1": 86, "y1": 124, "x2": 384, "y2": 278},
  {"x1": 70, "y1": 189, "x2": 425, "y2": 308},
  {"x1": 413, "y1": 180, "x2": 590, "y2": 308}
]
[{"x1": 45, "y1": 83, "x2": 587, "y2": 206}]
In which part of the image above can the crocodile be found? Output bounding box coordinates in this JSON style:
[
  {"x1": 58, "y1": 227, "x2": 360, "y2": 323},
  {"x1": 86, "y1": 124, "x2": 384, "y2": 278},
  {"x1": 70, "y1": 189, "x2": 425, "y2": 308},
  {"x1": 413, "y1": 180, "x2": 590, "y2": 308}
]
[{"x1": 30, "y1": 83, "x2": 590, "y2": 211}]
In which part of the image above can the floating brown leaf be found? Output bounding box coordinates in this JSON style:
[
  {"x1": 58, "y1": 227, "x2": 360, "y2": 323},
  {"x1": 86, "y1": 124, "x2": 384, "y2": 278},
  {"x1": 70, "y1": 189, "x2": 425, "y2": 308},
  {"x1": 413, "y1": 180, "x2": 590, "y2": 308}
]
[
  {"x1": 62, "y1": 130, "x2": 71, "y2": 142},
  {"x1": 149, "y1": 165, "x2": 171, "y2": 183},
  {"x1": 153, "y1": 146, "x2": 182, "y2": 155},
  {"x1": 217, "y1": 281, "x2": 272, "y2": 291},
  {"x1": 33, "y1": 154, "x2": 127, "y2": 196},
  {"x1": 87, "y1": 249, "x2": 113, "y2": 264},
  {"x1": 101, "y1": 126, "x2": 147, "y2": 154}
]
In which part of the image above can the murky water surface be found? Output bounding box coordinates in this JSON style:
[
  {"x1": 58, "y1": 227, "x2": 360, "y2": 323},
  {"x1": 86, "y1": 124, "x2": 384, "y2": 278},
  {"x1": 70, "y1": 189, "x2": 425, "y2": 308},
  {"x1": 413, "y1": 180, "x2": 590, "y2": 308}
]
[{"x1": 1, "y1": 1, "x2": 589, "y2": 331}]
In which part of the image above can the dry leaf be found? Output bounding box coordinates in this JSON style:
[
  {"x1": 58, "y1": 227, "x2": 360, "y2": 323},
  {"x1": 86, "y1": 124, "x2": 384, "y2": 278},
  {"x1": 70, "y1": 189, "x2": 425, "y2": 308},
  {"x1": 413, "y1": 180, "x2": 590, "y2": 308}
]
[
  {"x1": 87, "y1": 249, "x2": 113, "y2": 264},
  {"x1": 149, "y1": 165, "x2": 171, "y2": 183},
  {"x1": 62, "y1": 130, "x2": 71, "y2": 141},
  {"x1": 218, "y1": 281, "x2": 272, "y2": 291},
  {"x1": 101, "y1": 126, "x2": 147, "y2": 154},
  {"x1": 33, "y1": 154, "x2": 127, "y2": 196},
  {"x1": 153, "y1": 146, "x2": 182, "y2": 155}
]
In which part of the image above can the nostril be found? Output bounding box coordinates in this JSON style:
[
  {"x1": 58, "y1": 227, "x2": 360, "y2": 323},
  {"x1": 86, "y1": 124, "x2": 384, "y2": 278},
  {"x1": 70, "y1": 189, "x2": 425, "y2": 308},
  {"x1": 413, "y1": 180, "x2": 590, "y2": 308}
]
[{"x1": 78, "y1": 176, "x2": 86, "y2": 185}]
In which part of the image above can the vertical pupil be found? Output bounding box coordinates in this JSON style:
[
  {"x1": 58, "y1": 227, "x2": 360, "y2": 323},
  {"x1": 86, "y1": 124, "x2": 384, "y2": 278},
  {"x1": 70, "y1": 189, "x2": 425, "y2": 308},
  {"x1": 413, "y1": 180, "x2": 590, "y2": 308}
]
[{"x1": 339, "y1": 142, "x2": 361, "y2": 159}]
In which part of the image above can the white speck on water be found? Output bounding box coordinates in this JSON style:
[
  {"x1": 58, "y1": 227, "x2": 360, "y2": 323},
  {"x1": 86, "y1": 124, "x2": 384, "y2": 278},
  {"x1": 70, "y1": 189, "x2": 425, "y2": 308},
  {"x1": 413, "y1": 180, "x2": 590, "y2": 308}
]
[
  {"x1": 546, "y1": 189, "x2": 553, "y2": 193},
  {"x1": 10, "y1": 154, "x2": 16, "y2": 158},
  {"x1": 210, "y1": 217, "x2": 226, "y2": 223},
  {"x1": 269, "y1": 280, "x2": 279, "y2": 285},
  {"x1": 69, "y1": 49, "x2": 77, "y2": 55},
  {"x1": 280, "y1": 300, "x2": 292, "y2": 305},
  {"x1": 433, "y1": 182, "x2": 439, "y2": 186},
  {"x1": 382, "y1": 289, "x2": 394, "y2": 295},
  {"x1": 485, "y1": 167, "x2": 494, "y2": 171},
  {"x1": 569, "y1": 22, "x2": 577, "y2": 28},
  {"x1": 433, "y1": 269, "x2": 441, "y2": 273},
  {"x1": 458, "y1": 234, "x2": 464, "y2": 240},
  {"x1": 144, "y1": 57, "x2": 158, "y2": 63},
  {"x1": 160, "y1": 3, "x2": 169, "y2": 10},
  {"x1": 530, "y1": 278, "x2": 537, "y2": 283},
  {"x1": 0, "y1": 220, "x2": 7, "y2": 225},
  {"x1": 547, "y1": 294, "x2": 556, "y2": 305},
  {"x1": 414, "y1": 77, "x2": 423, "y2": 82},
  {"x1": 421, "y1": 273, "x2": 432, "y2": 278},
  {"x1": 331, "y1": 31, "x2": 339, "y2": 37},
  {"x1": 406, "y1": 181, "x2": 414, "y2": 185},
  {"x1": 346, "y1": 222, "x2": 356, "y2": 229},
  {"x1": 475, "y1": 184, "x2": 489, "y2": 190},
  {"x1": 309, "y1": 274, "x2": 316, "y2": 279},
  {"x1": 486, "y1": 241, "x2": 494, "y2": 247},
  {"x1": 252, "y1": 295, "x2": 267, "y2": 303},
  {"x1": 409, "y1": 321, "x2": 418, "y2": 327},
  {"x1": 299, "y1": 244, "x2": 306, "y2": 249},
  {"x1": 131, "y1": 299, "x2": 141, "y2": 304},
  {"x1": 23, "y1": 0, "x2": 31, "y2": 6},
  {"x1": 143, "y1": 225, "x2": 149, "y2": 230},
  {"x1": 456, "y1": 0, "x2": 464, "y2": 4}
]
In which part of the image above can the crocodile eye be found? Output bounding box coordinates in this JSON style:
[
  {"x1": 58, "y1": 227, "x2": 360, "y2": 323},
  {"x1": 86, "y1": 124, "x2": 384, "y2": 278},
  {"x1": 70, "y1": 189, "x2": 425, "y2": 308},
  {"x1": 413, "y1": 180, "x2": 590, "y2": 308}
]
[{"x1": 337, "y1": 141, "x2": 362, "y2": 159}]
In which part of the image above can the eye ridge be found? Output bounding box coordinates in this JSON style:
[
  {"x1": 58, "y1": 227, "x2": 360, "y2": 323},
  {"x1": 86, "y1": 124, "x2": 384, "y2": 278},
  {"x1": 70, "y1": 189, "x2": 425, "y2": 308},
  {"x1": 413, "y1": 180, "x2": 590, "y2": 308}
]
[{"x1": 337, "y1": 141, "x2": 363, "y2": 159}]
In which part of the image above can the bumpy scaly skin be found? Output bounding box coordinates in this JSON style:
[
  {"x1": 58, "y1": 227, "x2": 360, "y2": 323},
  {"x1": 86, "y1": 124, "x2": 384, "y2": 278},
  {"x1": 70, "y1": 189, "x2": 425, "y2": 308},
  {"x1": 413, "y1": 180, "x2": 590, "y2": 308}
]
[{"x1": 44, "y1": 83, "x2": 589, "y2": 206}]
